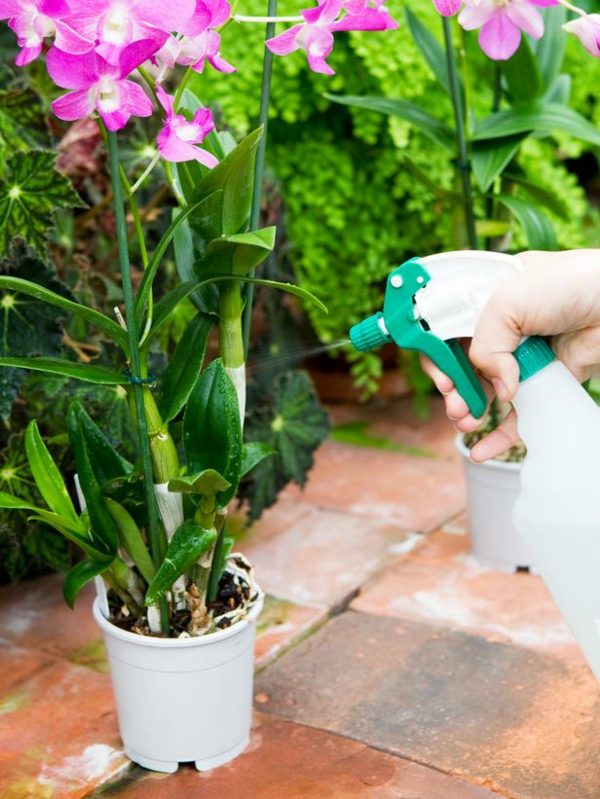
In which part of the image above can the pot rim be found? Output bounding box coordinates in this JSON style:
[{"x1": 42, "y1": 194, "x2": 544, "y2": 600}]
[
  {"x1": 454, "y1": 434, "x2": 521, "y2": 472},
  {"x1": 93, "y1": 589, "x2": 264, "y2": 649}
]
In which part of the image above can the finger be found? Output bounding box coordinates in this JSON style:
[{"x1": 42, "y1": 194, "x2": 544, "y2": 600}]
[
  {"x1": 469, "y1": 409, "x2": 519, "y2": 463},
  {"x1": 420, "y1": 356, "x2": 454, "y2": 394},
  {"x1": 553, "y1": 326, "x2": 600, "y2": 382},
  {"x1": 444, "y1": 388, "x2": 469, "y2": 421}
]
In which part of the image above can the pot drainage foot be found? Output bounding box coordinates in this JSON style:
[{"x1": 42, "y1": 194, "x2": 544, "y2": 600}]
[
  {"x1": 125, "y1": 750, "x2": 178, "y2": 774},
  {"x1": 195, "y1": 736, "x2": 250, "y2": 772}
]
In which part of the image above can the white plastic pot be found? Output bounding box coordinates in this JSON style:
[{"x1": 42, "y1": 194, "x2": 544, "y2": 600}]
[
  {"x1": 93, "y1": 592, "x2": 264, "y2": 773},
  {"x1": 455, "y1": 435, "x2": 535, "y2": 572}
]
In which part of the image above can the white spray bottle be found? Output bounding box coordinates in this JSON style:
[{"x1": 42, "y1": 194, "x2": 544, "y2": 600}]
[{"x1": 349, "y1": 250, "x2": 600, "y2": 681}]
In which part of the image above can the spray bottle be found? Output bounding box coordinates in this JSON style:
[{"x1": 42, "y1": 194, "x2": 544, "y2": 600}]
[{"x1": 349, "y1": 250, "x2": 600, "y2": 681}]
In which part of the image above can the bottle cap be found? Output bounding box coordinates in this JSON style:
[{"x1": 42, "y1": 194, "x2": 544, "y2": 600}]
[
  {"x1": 349, "y1": 313, "x2": 390, "y2": 352},
  {"x1": 514, "y1": 336, "x2": 555, "y2": 382}
]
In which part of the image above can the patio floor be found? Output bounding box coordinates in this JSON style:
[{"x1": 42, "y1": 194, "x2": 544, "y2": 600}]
[{"x1": 1, "y1": 396, "x2": 598, "y2": 799}]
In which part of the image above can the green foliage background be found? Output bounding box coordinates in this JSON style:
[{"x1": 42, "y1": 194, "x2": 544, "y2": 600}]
[{"x1": 196, "y1": 0, "x2": 600, "y2": 387}]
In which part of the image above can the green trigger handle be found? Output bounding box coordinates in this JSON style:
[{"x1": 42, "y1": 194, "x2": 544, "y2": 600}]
[{"x1": 349, "y1": 258, "x2": 488, "y2": 419}]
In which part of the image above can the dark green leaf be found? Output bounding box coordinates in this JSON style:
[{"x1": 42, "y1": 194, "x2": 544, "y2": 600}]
[
  {"x1": 503, "y1": 172, "x2": 569, "y2": 219},
  {"x1": 502, "y1": 38, "x2": 542, "y2": 102},
  {"x1": 472, "y1": 134, "x2": 526, "y2": 192},
  {"x1": 535, "y1": 6, "x2": 566, "y2": 90},
  {"x1": 496, "y1": 194, "x2": 557, "y2": 249},
  {"x1": 0, "y1": 87, "x2": 50, "y2": 160},
  {"x1": 325, "y1": 94, "x2": 454, "y2": 150},
  {"x1": 405, "y1": 8, "x2": 455, "y2": 98},
  {"x1": 63, "y1": 558, "x2": 111, "y2": 608},
  {"x1": 194, "y1": 227, "x2": 276, "y2": 277},
  {"x1": 157, "y1": 312, "x2": 213, "y2": 422},
  {"x1": 188, "y1": 128, "x2": 263, "y2": 237},
  {"x1": 69, "y1": 401, "x2": 131, "y2": 487},
  {"x1": 102, "y1": 471, "x2": 147, "y2": 529},
  {"x1": 183, "y1": 359, "x2": 242, "y2": 507},
  {"x1": 168, "y1": 469, "x2": 231, "y2": 495},
  {"x1": 0, "y1": 150, "x2": 84, "y2": 256},
  {"x1": 145, "y1": 521, "x2": 216, "y2": 605},
  {"x1": 0, "y1": 357, "x2": 125, "y2": 385},
  {"x1": 241, "y1": 371, "x2": 330, "y2": 521},
  {"x1": 240, "y1": 442, "x2": 275, "y2": 478},
  {"x1": 473, "y1": 102, "x2": 600, "y2": 146},
  {"x1": 173, "y1": 211, "x2": 220, "y2": 315},
  {"x1": 207, "y1": 531, "x2": 233, "y2": 602},
  {"x1": 25, "y1": 420, "x2": 79, "y2": 523}
]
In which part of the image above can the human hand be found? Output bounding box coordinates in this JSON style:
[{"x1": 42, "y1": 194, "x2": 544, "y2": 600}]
[{"x1": 422, "y1": 250, "x2": 600, "y2": 462}]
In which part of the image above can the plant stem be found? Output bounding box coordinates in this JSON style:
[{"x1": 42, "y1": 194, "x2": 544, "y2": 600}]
[
  {"x1": 219, "y1": 282, "x2": 246, "y2": 422},
  {"x1": 241, "y1": 0, "x2": 278, "y2": 357},
  {"x1": 442, "y1": 16, "x2": 477, "y2": 250},
  {"x1": 485, "y1": 63, "x2": 502, "y2": 250},
  {"x1": 106, "y1": 131, "x2": 169, "y2": 631},
  {"x1": 234, "y1": 13, "x2": 301, "y2": 21}
]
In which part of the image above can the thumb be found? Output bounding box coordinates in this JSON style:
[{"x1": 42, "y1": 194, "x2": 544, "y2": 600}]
[
  {"x1": 468, "y1": 287, "x2": 522, "y2": 401},
  {"x1": 553, "y1": 326, "x2": 600, "y2": 382}
]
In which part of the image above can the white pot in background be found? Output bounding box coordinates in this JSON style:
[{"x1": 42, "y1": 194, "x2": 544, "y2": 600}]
[
  {"x1": 455, "y1": 435, "x2": 535, "y2": 572},
  {"x1": 93, "y1": 592, "x2": 264, "y2": 773}
]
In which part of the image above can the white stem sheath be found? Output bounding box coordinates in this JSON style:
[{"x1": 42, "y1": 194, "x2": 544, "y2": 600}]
[
  {"x1": 147, "y1": 604, "x2": 162, "y2": 634},
  {"x1": 74, "y1": 474, "x2": 110, "y2": 619},
  {"x1": 154, "y1": 483, "x2": 186, "y2": 609},
  {"x1": 225, "y1": 364, "x2": 246, "y2": 431}
]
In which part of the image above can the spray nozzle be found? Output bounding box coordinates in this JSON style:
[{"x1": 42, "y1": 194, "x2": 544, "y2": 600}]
[{"x1": 348, "y1": 252, "x2": 524, "y2": 419}]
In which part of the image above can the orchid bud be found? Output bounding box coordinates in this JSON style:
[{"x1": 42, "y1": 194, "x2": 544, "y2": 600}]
[{"x1": 563, "y1": 14, "x2": 600, "y2": 58}]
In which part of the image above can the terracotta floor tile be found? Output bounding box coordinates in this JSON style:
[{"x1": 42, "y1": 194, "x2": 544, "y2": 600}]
[
  {"x1": 0, "y1": 659, "x2": 127, "y2": 798},
  {"x1": 242, "y1": 506, "x2": 415, "y2": 608},
  {"x1": 328, "y1": 396, "x2": 459, "y2": 461},
  {"x1": 351, "y1": 531, "x2": 580, "y2": 657},
  {"x1": 0, "y1": 640, "x2": 56, "y2": 697},
  {"x1": 283, "y1": 441, "x2": 465, "y2": 532},
  {"x1": 0, "y1": 574, "x2": 100, "y2": 659},
  {"x1": 256, "y1": 610, "x2": 600, "y2": 799},
  {"x1": 99, "y1": 713, "x2": 499, "y2": 799},
  {"x1": 254, "y1": 596, "x2": 325, "y2": 667}
]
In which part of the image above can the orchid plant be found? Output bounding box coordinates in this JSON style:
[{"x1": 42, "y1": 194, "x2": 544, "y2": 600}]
[{"x1": 0, "y1": 0, "x2": 398, "y2": 634}]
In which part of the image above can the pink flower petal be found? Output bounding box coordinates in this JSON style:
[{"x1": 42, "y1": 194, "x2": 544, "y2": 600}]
[
  {"x1": 158, "y1": 128, "x2": 202, "y2": 161},
  {"x1": 332, "y1": 6, "x2": 399, "y2": 31},
  {"x1": 156, "y1": 83, "x2": 175, "y2": 116},
  {"x1": 181, "y1": 0, "x2": 212, "y2": 34},
  {"x1": 0, "y1": 1, "x2": 20, "y2": 20},
  {"x1": 563, "y1": 14, "x2": 600, "y2": 57},
  {"x1": 54, "y1": 20, "x2": 94, "y2": 54},
  {"x1": 207, "y1": 51, "x2": 236, "y2": 72},
  {"x1": 304, "y1": 27, "x2": 335, "y2": 73},
  {"x1": 458, "y1": 0, "x2": 496, "y2": 31},
  {"x1": 479, "y1": 11, "x2": 521, "y2": 59},
  {"x1": 192, "y1": 106, "x2": 216, "y2": 134},
  {"x1": 117, "y1": 36, "x2": 165, "y2": 77},
  {"x1": 15, "y1": 43, "x2": 43, "y2": 66},
  {"x1": 206, "y1": 0, "x2": 231, "y2": 27},
  {"x1": 101, "y1": 108, "x2": 131, "y2": 131},
  {"x1": 303, "y1": 0, "x2": 343, "y2": 25},
  {"x1": 528, "y1": 0, "x2": 557, "y2": 6},
  {"x1": 266, "y1": 24, "x2": 303, "y2": 55},
  {"x1": 46, "y1": 48, "x2": 100, "y2": 89},
  {"x1": 118, "y1": 79, "x2": 154, "y2": 116},
  {"x1": 132, "y1": 0, "x2": 196, "y2": 32},
  {"x1": 433, "y1": 0, "x2": 462, "y2": 17},
  {"x1": 193, "y1": 148, "x2": 219, "y2": 168},
  {"x1": 505, "y1": 0, "x2": 543, "y2": 39},
  {"x1": 39, "y1": 0, "x2": 70, "y2": 15},
  {"x1": 52, "y1": 89, "x2": 95, "y2": 121}
]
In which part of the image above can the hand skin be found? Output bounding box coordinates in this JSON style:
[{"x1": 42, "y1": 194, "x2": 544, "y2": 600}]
[{"x1": 422, "y1": 250, "x2": 600, "y2": 462}]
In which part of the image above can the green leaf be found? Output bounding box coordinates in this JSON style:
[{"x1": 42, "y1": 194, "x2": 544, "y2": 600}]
[
  {"x1": 503, "y1": 172, "x2": 569, "y2": 219},
  {"x1": 183, "y1": 359, "x2": 242, "y2": 507},
  {"x1": 535, "y1": 6, "x2": 567, "y2": 90},
  {"x1": 0, "y1": 87, "x2": 50, "y2": 160},
  {"x1": 102, "y1": 471, "x2": 147, "y2": 529},
  {"x1": 188, "y1": 128, "x2": 263, "y2": 237},
  {"x1": 146, "y1": 276, "x2": 327, "y2": 344},
  {"x1": 502, "y1": 38, "x2": 542, "y2": 102},
  {"x1": 68, "y1": 405, "x2": 120, "y2": 557},
  {"x1": 0, "y1": 247, "x2": 74, "y2": 421},
  {"x1": 471, "y1": 134, "x2": 526, "y2": 193},
  {"x1": 496, "y1": 194, "x2": 557, "y2": 250},
  {"x1": 545, "y1": 74, "x2": 570, "y2": 105},
  {"x1": 241, "y1": 371, "x2": 330, "y2": 521},
  {"x1": 325, "y1": 94, "x2": 454, "y2": 150},
  {"x1": 157, "y1": 312, "x2": 213, "y2": 422},
  {"x1": 0, "y1": 357, "x2": 125, "y2": 385},
  {"x1": 475, "y1": 220, "x2": 512, "y2": 238},
  {"x1": 168, "y1": 469, "x2": 231, "y2": 495},
  {"x1": 173, "y1": 211, "x2": 220, "y2": 316},
  {"x1": 473, "y1": 102, "x2": 600, "y2": 146},
  {"x1": 25, "y1": 421, "x2": 79, "y2": 523},
  {"x1": 63, "y1": 558, "x2": 111, "y2": 609},
  {"x1": 405, "y1": 8, "x2": 456, "y2": 99},
  {"x1": 0, "y1": 150, "x2": 84, "y2": 256},
  {"x1": 134, "y1": 193, "x2": 221, "y2": 325},
  {"x1": 145, "y1": 521, "x2": 216, "y2": 605},
  {"x1": 207, "y1": 531, "x2": 234, "y2": 602},
  {"x1": 194, "y1": 227, "x2": 276, "y2": 277},
  {"x1": 240, "y1": 442, "x2": 275, "y2": 478},
  {"x1": 0, "y1": 274, "x2": 128, "y2": 351},
  {"x1": 105, "y1": 498, "x2": 155, "y2": 584},
  {"x1": 69, "y1": 401, "x2": 131, "y2": 487}
]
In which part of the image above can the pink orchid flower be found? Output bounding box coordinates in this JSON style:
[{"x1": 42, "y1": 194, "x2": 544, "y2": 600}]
[
  {"x1": 0, "y1": 0, "x2": 90, "y2": 65},
  {"x1": 156, "y1": 0, "x2": 235, "y2": 73},
  {"x1": 563, "y1": 14, "x2": 600, "y2": 57},
  {"x1": 156, "y1": 85, "x2": 218, "y2": 166},
  {"x1": 66, "y1": 0, "x2": 196, "y2": 63},
  {"x1": 457, "y1": 0, "x2": 547, "y2": 60},
  {"x1": 266, "y1": 0, "x2": 397, "y2": 76},
  {"x1": 46, "y1": 41, "x2": 155, "y2": 131}
]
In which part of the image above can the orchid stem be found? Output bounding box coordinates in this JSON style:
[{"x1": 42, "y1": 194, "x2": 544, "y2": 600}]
[
  {"x1": 129, "y1": 152, "x2": 161, "y2": 196},
  {"x1": 234, "y1": 14, "x2": 301, "y2": 22},
  {"x1": 241, "y1": 0, "x2": 278, "y2": 358},
  {"x1": 174, "y1": 67, "x2": 193, "y2": 110},
  {"x1": 442, "y1": 16, "x2": 477, "y2": 250},
  {"x1": 106, "y1": 130, "x2": 169, "y2": 633}
]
